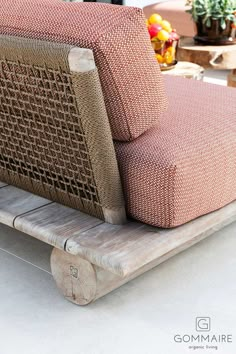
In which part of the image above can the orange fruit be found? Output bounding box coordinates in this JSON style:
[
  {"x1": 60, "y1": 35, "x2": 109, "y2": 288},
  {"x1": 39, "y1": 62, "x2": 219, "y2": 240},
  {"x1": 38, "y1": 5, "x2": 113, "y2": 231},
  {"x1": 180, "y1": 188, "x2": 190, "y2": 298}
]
[
  {"x1": 155, "y1": 53, "x2": 165, "y2": 64},
  {"x1": 149, "y1": 13, "x2": 162, "y2": 25},
  {"x1": 164, "y1": 52, "x2": 173, "y2": 64},
  {"x1": 157, "y1": 29, "x2": 170, "y2": 41}
]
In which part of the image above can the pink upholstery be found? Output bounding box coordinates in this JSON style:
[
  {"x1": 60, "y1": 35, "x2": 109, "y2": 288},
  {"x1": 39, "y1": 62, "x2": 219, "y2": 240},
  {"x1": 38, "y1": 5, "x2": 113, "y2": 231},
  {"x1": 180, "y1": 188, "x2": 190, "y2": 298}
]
[
  {"x1": 143, "y1": 1, "x2": 195, "y2": 37},
  {"x1": 115, "y1": 76, "x2": 236, "y2": 228},
  {"x1": 0, "y1": 0, "x2": 167, "y2": 142}
]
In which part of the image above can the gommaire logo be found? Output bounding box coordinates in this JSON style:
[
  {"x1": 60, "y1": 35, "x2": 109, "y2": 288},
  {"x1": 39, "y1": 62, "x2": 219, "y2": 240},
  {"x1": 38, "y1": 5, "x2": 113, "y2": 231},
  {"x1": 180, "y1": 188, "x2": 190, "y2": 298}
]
[{"x1": 173, "y1": 317, "x2": 233, "y2": 351}]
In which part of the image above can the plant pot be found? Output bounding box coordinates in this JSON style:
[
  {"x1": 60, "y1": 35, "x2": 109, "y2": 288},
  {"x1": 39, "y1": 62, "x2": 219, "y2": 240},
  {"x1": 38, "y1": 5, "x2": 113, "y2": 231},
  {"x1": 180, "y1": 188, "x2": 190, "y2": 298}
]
[{"x1": 194, "y1": 18, "x2": 236, "y2": 45}]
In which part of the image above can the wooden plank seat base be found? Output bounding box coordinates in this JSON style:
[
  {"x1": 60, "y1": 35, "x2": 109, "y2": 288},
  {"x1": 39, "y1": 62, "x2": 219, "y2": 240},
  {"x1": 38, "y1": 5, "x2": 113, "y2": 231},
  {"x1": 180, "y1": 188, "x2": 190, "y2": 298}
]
[{"x1": 1, "y1": 182, "x2": 236, "y2": 305}]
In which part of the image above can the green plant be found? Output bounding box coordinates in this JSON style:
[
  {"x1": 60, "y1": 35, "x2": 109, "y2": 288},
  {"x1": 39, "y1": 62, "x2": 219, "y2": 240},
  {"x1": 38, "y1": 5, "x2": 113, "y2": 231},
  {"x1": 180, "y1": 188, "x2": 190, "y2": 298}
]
[{"x1": 186, "y1": 0, "x2": 236, "y2": 29}]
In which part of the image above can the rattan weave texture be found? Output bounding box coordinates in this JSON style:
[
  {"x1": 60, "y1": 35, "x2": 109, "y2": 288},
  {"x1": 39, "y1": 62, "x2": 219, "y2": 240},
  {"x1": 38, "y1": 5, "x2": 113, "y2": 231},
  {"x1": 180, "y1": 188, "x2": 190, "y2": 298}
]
[{"x1": 0, "y1": 35, "x2": 124, "y2": 221}]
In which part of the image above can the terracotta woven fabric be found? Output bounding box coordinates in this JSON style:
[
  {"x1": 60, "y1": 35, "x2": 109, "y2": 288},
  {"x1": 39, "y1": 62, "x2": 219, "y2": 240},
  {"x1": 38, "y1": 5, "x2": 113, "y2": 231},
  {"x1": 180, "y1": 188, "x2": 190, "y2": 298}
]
[
  {"x1": 0, "y1": 0, "x2": 167, "y2": 141},
  {"x1": 143, "y1": 0, "x2": 195, "y2": 37},
  {"x1": 115, "y1": 76, "x2": 236, "y2": 228}
]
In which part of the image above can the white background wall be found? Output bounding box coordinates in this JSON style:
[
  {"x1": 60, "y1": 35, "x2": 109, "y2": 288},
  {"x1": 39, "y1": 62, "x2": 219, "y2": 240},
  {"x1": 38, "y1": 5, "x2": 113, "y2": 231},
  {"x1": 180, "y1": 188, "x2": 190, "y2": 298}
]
[
  {"x1": 73, "y1": 0, "x2": 159, "y2": 8},
  {"x1": 124, "y1": 0, "x2": 157, "y2": 7}
]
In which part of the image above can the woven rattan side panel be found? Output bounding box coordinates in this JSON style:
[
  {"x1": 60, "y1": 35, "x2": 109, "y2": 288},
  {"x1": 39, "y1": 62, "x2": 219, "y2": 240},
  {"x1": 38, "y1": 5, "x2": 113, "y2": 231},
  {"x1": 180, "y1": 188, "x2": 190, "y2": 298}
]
[{"x1": 0, "y1": 36, "x2": 125, "y2": 223}]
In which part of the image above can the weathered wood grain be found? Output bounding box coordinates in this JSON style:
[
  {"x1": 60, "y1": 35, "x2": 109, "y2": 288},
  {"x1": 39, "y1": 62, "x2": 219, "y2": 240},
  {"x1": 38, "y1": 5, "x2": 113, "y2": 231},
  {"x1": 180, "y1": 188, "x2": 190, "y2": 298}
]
[
  {"x1": 0, "y1": 185, "x2": 51, "y2": 227},
  {"x1": 102, "y1": 207, "x2": 127, "y2": 225},
  {"x1": 51, "y1": 199, "x2": 236, "y2": 305},
  {"x1": 66, "y1": 201, "x2": 236, "y2": 277},
  {"x1": 177, "y1": 37, "x2": 236, "y2": 70},
  {"x1": 51, "y1": 248, "x2": 97, "y2": 305},
  {"x1": 53, "y1": 214, "x2": 236, "y2": 305},
  {"x1": 51, "y1": 248, "x2": 126, "y2": 305},
  {"x1": 14, "y1": 202, "x2": 103, "y2": 250},
  {"x1": 68, "y1": 47, "x2": 95, "y2": 73}
]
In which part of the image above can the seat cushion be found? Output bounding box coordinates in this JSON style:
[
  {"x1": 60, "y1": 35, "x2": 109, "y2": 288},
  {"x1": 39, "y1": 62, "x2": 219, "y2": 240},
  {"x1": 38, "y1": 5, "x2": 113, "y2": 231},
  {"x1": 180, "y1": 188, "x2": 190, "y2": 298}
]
[
  {"x1": 143, "y1": 1, "x2": 195, "y2": 37},
  {"x1": 115, "y1": 76, "x2": 236, "y2": 228},
  {"x1": 0, "y1": 0, "x2": 167, "y2": 141}
]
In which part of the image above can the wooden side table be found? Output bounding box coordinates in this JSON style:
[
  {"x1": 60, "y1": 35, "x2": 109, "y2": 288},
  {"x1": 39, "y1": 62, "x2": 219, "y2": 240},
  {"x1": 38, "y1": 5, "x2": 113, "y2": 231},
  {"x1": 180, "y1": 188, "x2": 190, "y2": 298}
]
[
  {"x1": 177, "y1": 37, "x2": 236, "y2": 88},
  {"x1": 162, "y1": 61, "x2": 204, "y2": 80}
]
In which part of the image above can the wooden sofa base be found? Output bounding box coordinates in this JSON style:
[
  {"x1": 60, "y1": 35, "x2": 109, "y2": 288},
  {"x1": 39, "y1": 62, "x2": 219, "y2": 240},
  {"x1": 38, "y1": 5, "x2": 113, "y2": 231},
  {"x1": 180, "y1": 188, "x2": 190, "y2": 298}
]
[
  {"x1": 51, "y1": 248, "x2": 140, "y2": 306},
  {"x1": 51, "y1": 246, "x2": 185, "y2": 306},
  {"x1": 1, "y1": 182, "x2": 236, "y2": 305}
]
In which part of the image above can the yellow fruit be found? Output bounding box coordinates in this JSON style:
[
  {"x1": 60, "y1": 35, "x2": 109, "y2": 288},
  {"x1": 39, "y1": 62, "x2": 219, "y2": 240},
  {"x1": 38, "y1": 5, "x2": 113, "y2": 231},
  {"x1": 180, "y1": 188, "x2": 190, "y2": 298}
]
[
  {"x1": 149, "y1": 13, "x2": 162, "y2": 25},
  {"x1": 157, "y1": 29, "x2": 170, "y2": 41},
  {"x1": 161, "y1": 20, "x2": 172, "y2": 32},
  {"x1": 155, "y1": 54, "x2": 165, "y2": 64},
  {"x1": 167, "y1": 46, "x2": 176, "y2": 56},
  {"x1": 164, "y1": 52, "x2": 173, "y2": 64}
]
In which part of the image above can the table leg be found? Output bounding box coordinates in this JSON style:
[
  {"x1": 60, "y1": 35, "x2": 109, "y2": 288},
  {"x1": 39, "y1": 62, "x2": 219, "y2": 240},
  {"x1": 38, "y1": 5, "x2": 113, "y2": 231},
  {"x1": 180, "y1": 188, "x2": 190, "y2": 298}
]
[{"x1": 227, "y1": 69, "x2": 236, "y2": 88}]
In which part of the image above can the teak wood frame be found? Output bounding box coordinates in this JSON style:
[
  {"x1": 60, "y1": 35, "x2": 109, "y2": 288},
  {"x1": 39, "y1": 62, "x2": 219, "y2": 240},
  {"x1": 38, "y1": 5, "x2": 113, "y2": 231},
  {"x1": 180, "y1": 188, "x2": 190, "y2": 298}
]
[{"x1": 1, "y1": 182, "x2": 236, "y2": 305}]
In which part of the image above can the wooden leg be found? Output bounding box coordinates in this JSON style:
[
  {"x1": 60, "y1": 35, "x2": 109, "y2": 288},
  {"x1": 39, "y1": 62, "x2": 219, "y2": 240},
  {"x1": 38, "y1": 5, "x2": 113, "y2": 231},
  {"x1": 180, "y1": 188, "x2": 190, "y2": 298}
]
[
  {"x1": 51, "y1": 248, "x2": 130, "y2": 305},
  {"x1": 227, "y1": 69, "x2": 236, "y2": 88},
  {"x1": 51, "y1": 248, "x2": 97, "y2": 305},
  {"x1": 51, "y1": 247, "x2": 188, "y2": 306}
]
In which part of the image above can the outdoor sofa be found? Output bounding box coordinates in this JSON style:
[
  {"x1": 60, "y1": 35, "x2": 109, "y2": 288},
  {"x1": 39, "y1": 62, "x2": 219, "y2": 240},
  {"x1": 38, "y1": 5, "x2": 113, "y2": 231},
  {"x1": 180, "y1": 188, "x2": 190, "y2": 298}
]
[{"x1": 0, "y1": 0, "x2": 235, "y2": 305}]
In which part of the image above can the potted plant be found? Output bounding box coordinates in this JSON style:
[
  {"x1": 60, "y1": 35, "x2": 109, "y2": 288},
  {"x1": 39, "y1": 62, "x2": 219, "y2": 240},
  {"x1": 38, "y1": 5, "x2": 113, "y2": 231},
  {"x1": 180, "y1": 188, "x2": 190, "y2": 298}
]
[{"x1": 186, "y1": 0, "x2": 236, "y2": 44}]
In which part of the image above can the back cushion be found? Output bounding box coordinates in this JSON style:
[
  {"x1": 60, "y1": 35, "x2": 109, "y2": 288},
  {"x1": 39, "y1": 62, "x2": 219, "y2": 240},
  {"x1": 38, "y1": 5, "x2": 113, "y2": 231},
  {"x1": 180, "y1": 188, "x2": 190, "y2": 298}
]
[{"x1": 0, "y1": 0, "x2": 168, "y2": 141}]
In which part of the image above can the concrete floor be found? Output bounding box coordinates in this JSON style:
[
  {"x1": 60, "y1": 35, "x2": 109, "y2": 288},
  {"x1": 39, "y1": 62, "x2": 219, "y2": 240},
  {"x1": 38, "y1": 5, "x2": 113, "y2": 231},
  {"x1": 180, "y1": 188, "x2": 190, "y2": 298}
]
[{"x1": 0, "y1": 70, "x2": 236, "y2": 354}]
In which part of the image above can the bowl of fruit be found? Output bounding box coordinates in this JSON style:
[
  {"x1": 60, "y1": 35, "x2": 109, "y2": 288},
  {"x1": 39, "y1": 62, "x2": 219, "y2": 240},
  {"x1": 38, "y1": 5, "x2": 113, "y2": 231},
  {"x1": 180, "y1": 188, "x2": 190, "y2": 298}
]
[{"x1": 147, "y1": 13, "x2": 180, "y2": 70}]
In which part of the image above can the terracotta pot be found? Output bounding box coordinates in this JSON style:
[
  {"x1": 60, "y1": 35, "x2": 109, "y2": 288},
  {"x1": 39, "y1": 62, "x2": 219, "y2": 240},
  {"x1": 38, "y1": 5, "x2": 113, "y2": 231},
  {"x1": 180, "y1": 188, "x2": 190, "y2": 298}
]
[{"x1": 194, "y1": 17, "x2": 236, "y2": 45}]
